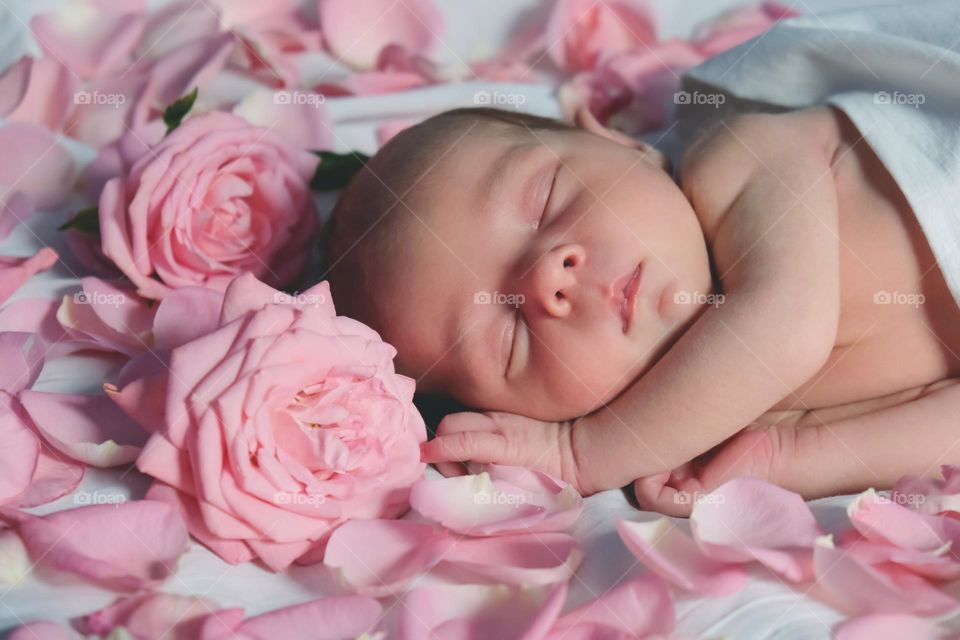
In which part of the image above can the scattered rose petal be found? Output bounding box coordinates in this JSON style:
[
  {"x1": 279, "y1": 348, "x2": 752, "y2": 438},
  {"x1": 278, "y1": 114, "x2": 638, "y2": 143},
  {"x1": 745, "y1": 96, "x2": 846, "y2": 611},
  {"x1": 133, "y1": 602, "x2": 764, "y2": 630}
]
[
  {"x1": 617, "y1": 518, "x2": 747, "y2": 595},
  {"x1": 319, "y1": 0, "x2": 443, "y2": 69},
  {"x1": 834, "y1": 613, "x2": 947, "y2": 640},
  {"x1": 0, "y1": 56, "x2": 78, "y2": 132},
  {"x1": 0, "y1": 249, "x2": 59, "y2": 307},
  {"x1": 0, "y1": 394, "x2": 41, "y2": 505},
  {"x1": 9, "y1": 622, "x2": 83, "y2": 640},
  {"x1": 545, "y1": 0, "x2": 656, "y2": 73},
  {"x1": 0, "y1": 124, "x2": 76, "y2": 209},
  {"x1": 227, "y1": 595, "x2": 383, "y2": 640},
  {"x1": 233, "y1": 89, "x2": 333, "y2": 150},
  {"x1": 546, "y1": 574, "x2": 675, "y2": 639},
  {"x1": 19, "y1": 391, "x2": 147, "y2": 467},
  {"x1": 16, "y1": 499, "x2": 189, "y2": 591},
  {"x1": 690, "y1": 477, "x2": 821, "y2": 582},
  {"x1": 0, "y1": 523, "x2": 30, "y2": 585},
  {"x1": 693, "y1": 1, "x2": 800, "y2": 57},
  {"x1": 409, "y1": 464, "x2": 583, "y2": 536},
  {"x1": 80, "y1": 591, "x2": 221, "y2": 640},
  {"x1": 0, "y1": 191, "x2": 34, "y2": 242},
  {"x1": 56, "y1": 277, "x2": 154, "y2": 357}
]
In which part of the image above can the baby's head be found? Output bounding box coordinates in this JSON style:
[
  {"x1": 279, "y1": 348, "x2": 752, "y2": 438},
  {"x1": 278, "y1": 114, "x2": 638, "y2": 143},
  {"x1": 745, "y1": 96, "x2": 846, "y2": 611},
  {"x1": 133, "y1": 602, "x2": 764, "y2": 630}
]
[{"x1": 326, "y1": 107, "x2": 714, "y2": 421}]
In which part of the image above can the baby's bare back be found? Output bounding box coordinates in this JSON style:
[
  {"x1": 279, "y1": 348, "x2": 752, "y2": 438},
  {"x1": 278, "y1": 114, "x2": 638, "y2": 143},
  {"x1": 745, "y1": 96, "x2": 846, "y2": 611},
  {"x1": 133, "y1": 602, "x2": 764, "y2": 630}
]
[{"x1": 697, "y1": 107, "x2": 960, "y2": 428}]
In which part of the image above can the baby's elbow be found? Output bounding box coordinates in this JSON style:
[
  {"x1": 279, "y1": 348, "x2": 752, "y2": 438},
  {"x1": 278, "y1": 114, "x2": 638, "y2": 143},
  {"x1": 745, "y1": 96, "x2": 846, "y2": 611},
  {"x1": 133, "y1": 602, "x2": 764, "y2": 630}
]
[{"x1": 783, "y1": 305, "x2": 838, "y2": 386}]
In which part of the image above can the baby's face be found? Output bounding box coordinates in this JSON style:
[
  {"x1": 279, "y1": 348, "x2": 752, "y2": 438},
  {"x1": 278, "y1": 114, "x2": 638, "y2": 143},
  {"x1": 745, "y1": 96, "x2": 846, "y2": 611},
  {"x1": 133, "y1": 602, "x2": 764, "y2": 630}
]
[{"x1": 379, "y1": 125, "x2": 714, "y2": 421}]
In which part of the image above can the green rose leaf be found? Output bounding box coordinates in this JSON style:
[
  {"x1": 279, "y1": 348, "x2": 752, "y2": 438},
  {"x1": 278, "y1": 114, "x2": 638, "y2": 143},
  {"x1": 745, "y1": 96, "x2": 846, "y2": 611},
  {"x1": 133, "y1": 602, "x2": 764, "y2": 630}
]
[
  {"x1": 310, "y1": 150, "x2": 371, "y2": 191},
  {"x1": 163, "y1": 86, "x2": 198, "y2": 134},
  {"x1": 58, "y1": 206, "x2": 100, "y2": 234}
]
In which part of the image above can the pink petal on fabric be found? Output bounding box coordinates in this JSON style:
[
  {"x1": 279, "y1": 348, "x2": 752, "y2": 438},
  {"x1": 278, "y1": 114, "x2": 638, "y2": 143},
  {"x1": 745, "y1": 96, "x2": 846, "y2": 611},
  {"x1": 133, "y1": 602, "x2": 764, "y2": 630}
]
[
  {"x1": 0, "y1": 395, "x2": 40, "y2": 506},
  {"x1": 79, "y1": 592, "x2": 222, "y2": 640},
  {"x1": 617, "y1": 518, "x2": 747, "y2": 595},
  {"x1": 838, "y1": 533, "x2": 960, "y2": 581},
  {"x1": 0, "y1": 124, "x2": 76, "y2": 209},
  {"x1": 834, "y1": 614, "x2": 947, "y2": 640},
  {"x1": 104, "y1": 364, "x2": 170, "y2": 436},
  {"x1": 442, "y1": 532, "x2": 582, "y2": 587},
  {"x1": 813, "y1": 535, "x2": 959, "y2": 616},
  {"x1": 546, "y1": 574, "x2": 675, "y2": 640},
  {"x1": 230, "y1": 596, "x2": 383, "y2": 640},
  {"x1": 31, "y1": 1, "x2": 146, "y2": 80},
  {"x1": 0, "y1": 56, "x2": 78, "y2": 132},
  {"x1": 545, "y1": 0, "x2": 656, "y2": 73},
  {"x1": 0, "y1": 298, "x2": 66, "y2": 349},
  {"x1": 17, "y1": 499, "x2": 189, "y2": 591},
  {"x1": 152, "y1": 286, "x2": 224, "y2": 350},
  {"x1": 233, "y1": 89, "x2": 333, "y2": 150},
  {"x1": 0, "y1": 528, "x2": 31, "y2": 585},
  {"x1": 393, "y1": 582, "x2": 567, "y2": 640},
  {"x1": 323, "y1": 519, "x2": 455, "y2": 596},
  {"x1": 0, "y1": 331, "x2": 45, "y2": 394},
  {"x1": 9, "y1": 622, "x2": 84, "y2": 640},
  {"x1": 409, "y1": 465, "x2": 583, "y2": 536},
  {"x1": 893, "y1": 467, "x2": 960, "y2": 516},
  {"x1": 847, "y1": 489, "x2": 960, "y2": 553},
  {"x1": 0, "y1": 248, "x2": 59, "y2": 307},
  {"x1": 9, "y1": 442, "x2": 85, "y2": 508},
  {"x1": 319, "y1": 0, "x2": 443, "y2": 69},
  {"x1": 0, "y1": 191, "x2": 35, "y2": 243},
  {"x1": 690, "y1": 477, "x2": 821, "y2": 582},
  {"x1": 694, "y1": 1, "x2": 800, "y2": 58},
  {"x1": 19, "y1": 391, "x2": 147, "y2": 467},
  {"x1": 56, "y1": 277, "x2": 155, "y2": 356}
]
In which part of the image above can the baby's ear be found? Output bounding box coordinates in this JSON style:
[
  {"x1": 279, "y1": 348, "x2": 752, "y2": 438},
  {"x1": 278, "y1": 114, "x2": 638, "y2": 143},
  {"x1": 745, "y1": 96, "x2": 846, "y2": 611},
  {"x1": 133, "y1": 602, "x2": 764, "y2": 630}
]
[{"x1": 573, "y1": 107, "x2": 670, "y2": 172}]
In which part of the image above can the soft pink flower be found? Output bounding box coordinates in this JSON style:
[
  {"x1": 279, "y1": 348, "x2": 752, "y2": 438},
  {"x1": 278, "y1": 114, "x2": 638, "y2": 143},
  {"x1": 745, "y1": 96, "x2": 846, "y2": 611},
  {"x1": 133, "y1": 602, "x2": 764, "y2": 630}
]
[
  {"x1": 97, "y1": 112, "x2": 320, "y2": 299},
  {"x1": 110, "y1": 274, "x2": 427, "y2": 570},
  {"x1": 545, "y1": 0, "x2": 656, "y2": 73}
]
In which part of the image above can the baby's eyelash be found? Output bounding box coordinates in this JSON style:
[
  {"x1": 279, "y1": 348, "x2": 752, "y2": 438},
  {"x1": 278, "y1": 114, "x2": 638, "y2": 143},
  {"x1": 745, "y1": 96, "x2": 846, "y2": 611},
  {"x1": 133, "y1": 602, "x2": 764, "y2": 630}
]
[{"x1": 535, "y1": 166, "x2": 559, "y2": 230}]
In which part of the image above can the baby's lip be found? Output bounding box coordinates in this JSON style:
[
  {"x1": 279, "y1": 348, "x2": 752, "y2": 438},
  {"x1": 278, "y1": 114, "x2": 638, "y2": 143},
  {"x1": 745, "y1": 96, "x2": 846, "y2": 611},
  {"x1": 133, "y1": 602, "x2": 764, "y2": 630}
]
[{"x1": 611, "y1": 262, "x2": 643, "y2": 333}]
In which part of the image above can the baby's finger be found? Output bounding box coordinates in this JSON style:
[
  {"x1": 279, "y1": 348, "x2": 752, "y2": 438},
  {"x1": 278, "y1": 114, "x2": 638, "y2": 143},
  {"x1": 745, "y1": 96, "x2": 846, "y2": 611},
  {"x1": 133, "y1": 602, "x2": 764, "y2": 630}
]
[
  {"x1": 633, "y1": 475, "x2": 693, "y2": 518},
  {"x1": 436, "y1": 411, "x2": 497, "y2": 437},
  {"x1": 419, "y1": 431, "x2": 507, "y2": 464},
  {"x1": 433, "y1": 461, "x2": 469, "y2": 477}
]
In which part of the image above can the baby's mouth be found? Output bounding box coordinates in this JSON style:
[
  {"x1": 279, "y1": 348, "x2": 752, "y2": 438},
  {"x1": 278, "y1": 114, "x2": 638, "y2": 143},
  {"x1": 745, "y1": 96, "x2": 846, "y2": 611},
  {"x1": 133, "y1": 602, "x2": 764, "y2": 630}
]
[{"x1": 615, "y1": 262, "x2": 643, "y2": 333}]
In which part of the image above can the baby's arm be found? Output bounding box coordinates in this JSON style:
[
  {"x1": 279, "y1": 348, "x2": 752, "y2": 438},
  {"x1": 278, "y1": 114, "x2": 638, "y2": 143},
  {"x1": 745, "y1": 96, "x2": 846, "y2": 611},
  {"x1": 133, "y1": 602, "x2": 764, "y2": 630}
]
[
  {"x1": 783, "y1": 378, "x2": 960, "y2": 498},
  {"x1": 573, "y1": 111, "x2": 842, "y2": 494}
]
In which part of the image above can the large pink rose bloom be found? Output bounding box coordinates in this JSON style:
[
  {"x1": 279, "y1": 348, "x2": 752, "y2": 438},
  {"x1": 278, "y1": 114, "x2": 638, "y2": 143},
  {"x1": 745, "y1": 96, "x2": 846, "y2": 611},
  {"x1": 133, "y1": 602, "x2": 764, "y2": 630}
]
[
  {"x1": 98, "y1": 112, "x2": 319, "y2": 300},
  {"x1": 108, "y1": 274, "x2": 427, "y2": 570}
]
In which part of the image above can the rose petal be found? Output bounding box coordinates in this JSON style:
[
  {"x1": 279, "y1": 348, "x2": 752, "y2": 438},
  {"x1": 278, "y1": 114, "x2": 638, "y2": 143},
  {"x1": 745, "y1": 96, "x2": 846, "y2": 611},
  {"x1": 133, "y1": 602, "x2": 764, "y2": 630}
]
[
  {"x1": 319, "y1": 0, "x2": 443, "y2": 69},
  {"x1": 233, "y1": 89, "x2": 333, "y2": 150},
  {"x1": 0, "y1": 56, "x2": 78, "y2": 132},
  {"x1": 813, "y1": 535, "x2": 959, "y2": 616},
  {"x1": 393, "y1": 582, "x2": 567, "y2": 640},
  {"x1": 9, "y1": 622, "x2": 83, "y2": 640},
  {"x1": 409, "y1": 465, "x2": 583, "y2": 536},
  {"x1": 56, "y1": 277, "x2": 154, "y2": 356},
  {"x1": 694, "y1": 2, "x2": 800, "y2": 58},
  {"x1": 80, "y1": 591, "x2": 221, "y2": 640},
  {"x1": 848, "y1": 488, "x2": 960, "y2": 552},
  {"x1": 9, "y1": 442, "x2": 85, "y2": 508},
  {"x1": 546, "y1": 574, "x2": 675, "y2": 639},
  {"x1": 0, "y1": 191, "x2": 34, "y2": 242},
  {"x1": 17, "y1": 499, "x2": 189, "y2": 591},
  {"x1": 0, "y1": 248, "x2": 59, "y2": 306},
  {"x1": 0, "y1": 298, "x2": 65, "y2": 349},
  {"x1": 0, "y1": 124, "x2": 76, "y2": 209},
  {"x1": 545, "y1": 0, "x2": 656, "y2": 73},
  {"x1": 323, "y1": 519, "x2": 455, "y2": 596},
  {"x1": 617, "y1": 518, "x2": 747, "y2": 595},
  {"x1": 834, "y1": 613, "x2": 946, "y2": 640},
  {"x1": 690, "y1": 477, "x2": 822, "y2": 582},
  {"x1": 441, "y1": 531, "x2": 582, "y2": 587},
  {"x1": 19, "y1": 391, "x2": 147, "y2": 467},
  {"x1": 152, "y1": 286, "x2": 225, "y2": 350},
  {"x1": 230, "y1": 595, "x2": 383, "y2": 640},
  {"x1": 0, "y1": 331, "x2": 45, "y2": 393},
  {"x1": 31, "y1": 1, "x2": 146, "y2": 80},
  {"x1": 0, "y1": 528, "x2": 30, "y2": 585},
  {"x1": 0, "y1": 395, "x2": 40, "y2": 505}
]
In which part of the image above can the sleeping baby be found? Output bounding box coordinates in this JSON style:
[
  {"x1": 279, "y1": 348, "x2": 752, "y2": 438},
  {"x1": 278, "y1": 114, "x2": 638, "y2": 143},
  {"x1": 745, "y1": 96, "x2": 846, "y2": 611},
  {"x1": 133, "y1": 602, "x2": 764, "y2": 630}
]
[{"x1": 324, "y1": 3, "x2": 960, "y2": 515}]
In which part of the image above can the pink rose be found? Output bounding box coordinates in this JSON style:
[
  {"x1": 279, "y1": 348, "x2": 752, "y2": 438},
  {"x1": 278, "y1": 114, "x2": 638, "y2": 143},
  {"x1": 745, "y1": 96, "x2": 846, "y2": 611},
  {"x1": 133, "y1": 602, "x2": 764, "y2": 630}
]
[
  {"x1": 98, "y1": 112, "x2": 320, "y2": 300},
  {"x1": 109, "y1": 274, "x2": 427, "y2": 570}
]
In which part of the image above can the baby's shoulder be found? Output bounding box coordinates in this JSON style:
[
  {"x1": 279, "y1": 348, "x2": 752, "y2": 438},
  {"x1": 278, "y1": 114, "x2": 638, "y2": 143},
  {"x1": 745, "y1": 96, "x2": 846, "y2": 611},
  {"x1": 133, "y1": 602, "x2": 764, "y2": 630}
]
[{"x1": 677, "y1": 107, "x2": 841, "y2": 241}]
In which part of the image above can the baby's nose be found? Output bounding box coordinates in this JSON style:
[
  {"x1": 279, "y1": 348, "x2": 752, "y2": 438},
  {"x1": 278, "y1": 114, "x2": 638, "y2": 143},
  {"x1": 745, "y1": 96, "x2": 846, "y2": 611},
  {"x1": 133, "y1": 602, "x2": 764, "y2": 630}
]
[{"x1": 524, "y1": 243, "x2": 585, "y2": 318}]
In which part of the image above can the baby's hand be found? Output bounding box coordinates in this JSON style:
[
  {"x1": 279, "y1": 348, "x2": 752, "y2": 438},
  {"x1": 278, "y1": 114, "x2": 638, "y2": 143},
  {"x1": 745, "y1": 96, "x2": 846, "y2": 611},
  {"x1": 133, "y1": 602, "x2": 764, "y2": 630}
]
[
  {"x1": 632, "y1": 423, "x2": 793, "y2": 517},
  {"x1": 419, "y1": 411, "x2": 586, "y2": 494}
]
